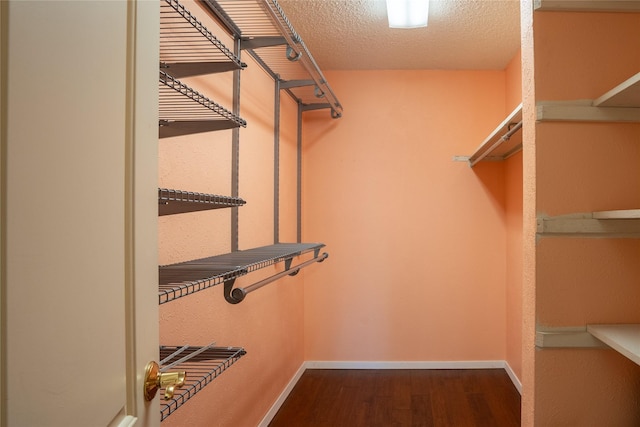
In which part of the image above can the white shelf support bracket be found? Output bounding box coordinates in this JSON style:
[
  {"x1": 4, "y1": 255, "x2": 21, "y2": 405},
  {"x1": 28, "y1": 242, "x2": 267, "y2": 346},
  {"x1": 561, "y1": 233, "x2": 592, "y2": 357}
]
[
  {"x1": 587, "y1": 324, "x2": 640, "y2": 366},
  {"x1": 535, "y1": 326, "x2": 607, "y2": 349},
  {"x1": 537, "y1": 212, "x2": 640, "y2": 237},
  {"x1": 536, "y1": 100, "x2": 640, "y2": 123}
]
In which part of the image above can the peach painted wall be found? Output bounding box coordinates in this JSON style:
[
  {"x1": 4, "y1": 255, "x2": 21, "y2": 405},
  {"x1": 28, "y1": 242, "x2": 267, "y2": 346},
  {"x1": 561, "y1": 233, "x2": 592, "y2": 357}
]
[
  {"x1": 528, "y1": 9, "x2": 640, "y2": 426},
  {"x1": 158, "y1": 2, "x2": 305, "y2": 426},
  {"x1": 506, "y1": 50, "x2": 523, "y2": 112},
  {"x1": 504, "y1": 50, "x2": 524, "y2": 383},
  {"x1": 302, "y1": 70, "x2": 509, "y2": 362}
]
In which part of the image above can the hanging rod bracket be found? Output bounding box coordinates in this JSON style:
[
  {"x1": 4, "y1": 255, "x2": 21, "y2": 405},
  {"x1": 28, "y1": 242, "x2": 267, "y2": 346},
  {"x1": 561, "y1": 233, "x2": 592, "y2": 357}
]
[{"x1": 224, "y1": 278, "x2": 245, "y2": 304}]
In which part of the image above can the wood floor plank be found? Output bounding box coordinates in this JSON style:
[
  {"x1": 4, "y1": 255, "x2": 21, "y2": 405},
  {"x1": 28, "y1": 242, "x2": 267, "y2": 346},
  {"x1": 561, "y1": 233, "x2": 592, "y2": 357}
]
[
  {"x1": 410, "y1": 394, "x2": 435, "y2": 427},
  {"x1": 268, "y1": 369, "x2": 520, "y2": 427}
]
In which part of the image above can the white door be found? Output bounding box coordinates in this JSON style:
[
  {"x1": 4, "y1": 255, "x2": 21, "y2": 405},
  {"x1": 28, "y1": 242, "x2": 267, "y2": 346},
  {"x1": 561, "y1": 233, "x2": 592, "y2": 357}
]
[{"x1": 1, "y1": 1, "x2": 160, "y2": 426}]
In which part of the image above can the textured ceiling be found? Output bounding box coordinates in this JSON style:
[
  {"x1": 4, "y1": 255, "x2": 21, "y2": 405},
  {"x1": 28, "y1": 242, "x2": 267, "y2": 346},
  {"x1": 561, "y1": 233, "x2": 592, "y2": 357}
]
[{"x1": 277, "y1": 0, "x2": 521, "y2": 70}]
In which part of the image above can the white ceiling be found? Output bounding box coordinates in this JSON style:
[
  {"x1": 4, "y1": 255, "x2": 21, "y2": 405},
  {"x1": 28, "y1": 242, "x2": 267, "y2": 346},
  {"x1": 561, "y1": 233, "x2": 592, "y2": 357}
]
[{"x1": 277, "y1": 0, "x2": 521, "y2": 70}]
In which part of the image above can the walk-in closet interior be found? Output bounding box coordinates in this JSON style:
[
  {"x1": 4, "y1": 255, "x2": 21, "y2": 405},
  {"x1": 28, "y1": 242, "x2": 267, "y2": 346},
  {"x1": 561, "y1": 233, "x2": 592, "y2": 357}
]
[{"x1": 1, "y1": 0, "x2": 639, "y2": 426}]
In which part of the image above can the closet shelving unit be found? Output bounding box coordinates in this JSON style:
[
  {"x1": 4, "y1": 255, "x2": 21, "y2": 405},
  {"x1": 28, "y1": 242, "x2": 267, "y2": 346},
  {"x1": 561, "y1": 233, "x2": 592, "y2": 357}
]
[
  {"x1": 157, "y1": 344, "x2": 247, "y2": 421},
  {"x1": 157, "y1": 0, "x2": 250, "y2": 420},
  {"x1": 537, "y1": 72, "x2": 640, "y2": 123},
  {"x1": 158, "y1": 0, "x2": 333, "y2": 308},
  {"x1": 157, "y1": 0, "x2": 336, "y2": 417},
  {"x1": 157, "y1": 0, "x2": 335, "y2": 306},
  {"x1": 159, "y1": 188, "x2": 246, "y2": 216},
  {"x1": 203, "y1": 0, "x2": 343, "y2": 118},
  {"x1": 158, "y1": 0, "x2": 333, "y2": 309},
  {"x1": 533, "y1": 68, "x2": 640, "y2": 367},
  {"x1": 536, "y1": 72, "x2": 640, "y2": 238},
  {"x1": 461, "y1": 103, "x2": 523, "y2": 167}
]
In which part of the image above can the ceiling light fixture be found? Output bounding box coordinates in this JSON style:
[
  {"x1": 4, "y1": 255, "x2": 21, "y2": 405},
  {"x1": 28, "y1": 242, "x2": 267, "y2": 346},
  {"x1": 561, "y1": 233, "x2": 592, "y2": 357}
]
[{"x1": 386, "y1": 0, "x2": 429, "y2": 29}]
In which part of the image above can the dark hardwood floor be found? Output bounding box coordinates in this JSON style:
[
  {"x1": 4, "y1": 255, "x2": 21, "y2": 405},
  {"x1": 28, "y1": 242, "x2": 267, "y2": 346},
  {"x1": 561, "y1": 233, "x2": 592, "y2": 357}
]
[{"x1": 269, "y1": 369, "x2": 521, "y2": 427}]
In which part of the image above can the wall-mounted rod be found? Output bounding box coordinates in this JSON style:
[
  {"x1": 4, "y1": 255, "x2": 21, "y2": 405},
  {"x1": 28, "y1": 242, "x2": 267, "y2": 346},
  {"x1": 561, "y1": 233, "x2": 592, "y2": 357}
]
[
  {"x1": 469, "y1": 120, "x2": 523, "y2": 167},
  {"x1": 224, "y1": 251, "x2": 328, "y2": 304}
]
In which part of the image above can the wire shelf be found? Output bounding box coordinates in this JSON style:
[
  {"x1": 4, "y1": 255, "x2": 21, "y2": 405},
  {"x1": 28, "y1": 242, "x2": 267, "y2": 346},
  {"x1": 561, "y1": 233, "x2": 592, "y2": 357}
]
[
  {"x1": 160, "y1": 0, "x2": 245, "y2": 77},
  {"x1": 159, "y1": 188, "x2": 246, "y2": 215},
  {"x1": 159, "y1": 243, "x2": 325, "y2": 304},
  {"x1": 159, "y1": 265, "x2": 246, "y2": 305},
  {"x1": 203, "y1": 0, "x2": 343, "y2": 118},
  {"x1": 159, "y1": 71, "x2": 246, "y2": 138},
  {"x1": 159, "y1": 344, "x2": 246, "y2": 421}
]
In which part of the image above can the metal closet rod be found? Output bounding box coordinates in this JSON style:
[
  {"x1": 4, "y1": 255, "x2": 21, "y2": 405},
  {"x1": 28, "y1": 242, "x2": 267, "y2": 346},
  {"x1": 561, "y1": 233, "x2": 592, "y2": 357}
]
[
  {"x1": 224, "y1": 250, "x2": 328, "y2": 304},
  {"x1": 469, "y1": 120, "x2": 523, "y2": 167}
]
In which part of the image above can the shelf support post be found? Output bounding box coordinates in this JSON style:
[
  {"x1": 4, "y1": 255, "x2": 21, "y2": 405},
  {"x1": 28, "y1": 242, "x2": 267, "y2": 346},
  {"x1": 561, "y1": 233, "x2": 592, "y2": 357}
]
[{"x1": 274, "y1": 77, "x2": 281, "y2": 244}]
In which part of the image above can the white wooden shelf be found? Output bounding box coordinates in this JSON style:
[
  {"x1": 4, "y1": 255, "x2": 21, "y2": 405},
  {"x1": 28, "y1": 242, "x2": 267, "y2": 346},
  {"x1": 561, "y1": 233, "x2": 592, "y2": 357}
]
[
  {"x1": 457, "y1": 104, "x2": 523, "y2": 167},
  {"x1": 534, "y1": 0, "x2": 640, "y2": 12},
  {"x1": 536, "y1": 326, "x2": 606, "y2": 348},
  {"x1": 594, "y1": 72, "x2": 640, "y2": 107},
  {"x1": 535, "y1": 325, "x2": 640, "y2": 365},
  {"x1": 537, "y1": 209, "x2": 640, "y2": 237},
  {"x1": 588, "y1": 324, "x2": 640, "y2": 366},
  {"x1": 593, "y1": 209, "x2": 640, "y2": 219},
  {"x1": 537, "y1": 72, "x2": 640, "y2": 122}
]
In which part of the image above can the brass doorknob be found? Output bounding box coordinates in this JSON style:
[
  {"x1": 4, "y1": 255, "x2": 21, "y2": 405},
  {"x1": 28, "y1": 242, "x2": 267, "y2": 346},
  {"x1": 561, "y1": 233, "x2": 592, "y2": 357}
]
[{"x1": 144, "y1": 361, "x2": 187, "y2": 401}]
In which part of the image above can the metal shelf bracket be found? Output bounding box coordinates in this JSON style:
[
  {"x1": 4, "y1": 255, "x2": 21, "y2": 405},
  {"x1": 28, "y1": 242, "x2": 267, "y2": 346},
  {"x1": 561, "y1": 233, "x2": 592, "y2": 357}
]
[{"x1": 286, "y1": 45, "x2": 302, "y2": 62}]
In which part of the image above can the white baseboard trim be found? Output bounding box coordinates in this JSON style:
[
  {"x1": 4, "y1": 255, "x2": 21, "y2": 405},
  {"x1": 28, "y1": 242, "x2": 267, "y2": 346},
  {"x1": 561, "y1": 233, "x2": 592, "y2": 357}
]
[
  {"x1": 503, "y1": 360, "x2": 522, "y2": 394},
  {"x1": 258, "y1": 359, "x2": 523, "y2": 425},
  {"x1": 304, "y1": 360, "x2": 506, "y2": 370},
  {"x1": 257, "y1": 363, "x2": 306, "y2": 427}
]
